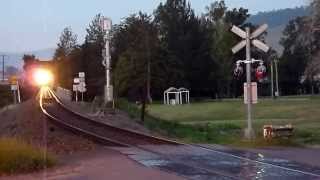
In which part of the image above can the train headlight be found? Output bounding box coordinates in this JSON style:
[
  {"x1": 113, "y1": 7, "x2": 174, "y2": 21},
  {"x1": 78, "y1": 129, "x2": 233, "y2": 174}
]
[{"x1": 33, "y1": 68, "x2": 53, "y2": 86}]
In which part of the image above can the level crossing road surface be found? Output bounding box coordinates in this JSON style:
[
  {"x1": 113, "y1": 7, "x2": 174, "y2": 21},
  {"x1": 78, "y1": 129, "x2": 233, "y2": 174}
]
[
  {"x1": 113, "y1": 144, "x2": 320, "y2": 180},
  {"x1": 2, "y1": 144, "x2": 320, "y2": 180}
]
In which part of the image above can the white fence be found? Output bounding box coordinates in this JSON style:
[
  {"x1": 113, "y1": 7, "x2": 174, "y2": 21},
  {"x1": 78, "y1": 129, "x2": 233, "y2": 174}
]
[{"x1": 56, "y1": 87, "x2": 72, "y2": 101}]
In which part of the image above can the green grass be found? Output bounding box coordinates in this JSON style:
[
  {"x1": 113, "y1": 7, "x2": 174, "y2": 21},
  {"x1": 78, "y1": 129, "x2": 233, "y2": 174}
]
[
  {"x1": 0, "y1": 138, "x2": 56, "y2": 175},
  {"x1": 149, "y1": 98, "x2": 320, "y2": 123},
  {"x1": 118, "y1": 96, "x2": 320, "y2": 147}
]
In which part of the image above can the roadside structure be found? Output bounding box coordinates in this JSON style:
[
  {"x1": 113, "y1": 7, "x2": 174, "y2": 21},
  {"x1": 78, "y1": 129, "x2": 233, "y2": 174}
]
[
  {"x1": 163, "y1": 87, "x2": 190, "y2": 105},
  {"x1": 178, "y1": 87, "x2": 190, "y2": 104}
]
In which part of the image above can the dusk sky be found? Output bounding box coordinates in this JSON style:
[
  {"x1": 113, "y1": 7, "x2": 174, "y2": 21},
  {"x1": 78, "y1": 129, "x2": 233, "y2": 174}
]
[{"x1": 0, "y1": 0, "x2": 308, "y2": 53}]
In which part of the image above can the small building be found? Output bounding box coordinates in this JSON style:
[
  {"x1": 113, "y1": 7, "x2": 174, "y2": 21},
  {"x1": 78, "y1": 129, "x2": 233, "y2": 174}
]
[{"x1": 163, "y1": 87, "x2": 190, "y2": 105}]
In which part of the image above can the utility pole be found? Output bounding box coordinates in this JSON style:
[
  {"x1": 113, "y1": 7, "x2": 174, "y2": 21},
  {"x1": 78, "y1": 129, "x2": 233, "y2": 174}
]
[
  {"x1": 146, "y1": 31, "x2": 152, "y2": 103},
  {"x1": 0, "y1": 55, "x2": 8, "y2": 81},
  {"x1": 275, "y1": 59, "x2": 280, "y2": 97},
  {"x1": 270, "y1": 60, "x2": 274, "y2": 98}
]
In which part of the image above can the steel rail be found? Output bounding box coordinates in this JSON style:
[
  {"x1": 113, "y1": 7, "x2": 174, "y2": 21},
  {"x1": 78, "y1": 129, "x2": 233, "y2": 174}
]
[
  {"x1": 39, "y1": 88, "x2": 128, "y2": 147},
  {"x1": 41, "y1": 88, "x2": 238, "y2": 179},
  {"x1": 47, "y1": 88, "x2": 181, "y2": 146},
  {"x1": 40, "y1": 87, "x2": 320, "y2": 178}
]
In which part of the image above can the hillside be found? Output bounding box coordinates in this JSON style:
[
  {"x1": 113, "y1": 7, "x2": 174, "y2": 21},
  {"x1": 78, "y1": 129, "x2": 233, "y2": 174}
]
[
  {"x1": 248, "y1": 6, "x2": 310, "y2": 54},
  {"x1": 248, "y1": 7, "x2": 310, "y2": 28},
  {"x1": 0, "y1": 48, "x2": 55, "y2": 69},
  {"x1": 0, "y1": 7, "x2": 311, "y2": 68}
]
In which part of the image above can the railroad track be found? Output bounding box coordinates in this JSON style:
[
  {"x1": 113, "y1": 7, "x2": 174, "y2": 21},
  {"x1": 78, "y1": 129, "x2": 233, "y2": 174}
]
[
  {"x1": 39, "y1": 87, "x2": 320, "y2": 180},
  {"x1": 39, "y1": 87, "x2": 179, "y2": 147}
]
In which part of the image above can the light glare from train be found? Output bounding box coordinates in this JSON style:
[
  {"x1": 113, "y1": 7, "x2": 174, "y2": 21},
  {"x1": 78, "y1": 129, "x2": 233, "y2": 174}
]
[{"x1": 33, "y1": 68, "x2": 53, "y2": 86}]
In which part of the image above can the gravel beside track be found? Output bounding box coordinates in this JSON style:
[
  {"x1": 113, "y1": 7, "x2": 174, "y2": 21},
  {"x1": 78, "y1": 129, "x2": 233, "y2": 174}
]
[{"x1": 41, "y1": 89, "x2": 179, "y2": 147}]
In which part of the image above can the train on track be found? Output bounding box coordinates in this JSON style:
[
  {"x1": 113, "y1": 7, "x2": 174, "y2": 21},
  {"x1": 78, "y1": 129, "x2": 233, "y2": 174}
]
[{"x1": 20, "y1": 59, "x2": 55, "y2": 100}]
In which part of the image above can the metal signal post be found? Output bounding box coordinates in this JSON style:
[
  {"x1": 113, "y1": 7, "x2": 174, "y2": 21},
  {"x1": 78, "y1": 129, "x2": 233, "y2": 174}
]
[
  {"x1": 101, "y1": 16, "x2": 113, "y2": 104},
  {"x1": 231, "y1": 24, "x2": 270, "y2": 140},
  {"x1": 245, "y1": 27, "x2": 253, "y2": 139}
]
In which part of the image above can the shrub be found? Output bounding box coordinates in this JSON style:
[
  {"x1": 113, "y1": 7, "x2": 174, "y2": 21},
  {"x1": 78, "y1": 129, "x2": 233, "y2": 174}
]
[
  {"x1": 0, "y1": 138, "x2": 55, "y2": 175},
  {"x1": 116, "y1": 98, "x2": 141, "y2": 119}
]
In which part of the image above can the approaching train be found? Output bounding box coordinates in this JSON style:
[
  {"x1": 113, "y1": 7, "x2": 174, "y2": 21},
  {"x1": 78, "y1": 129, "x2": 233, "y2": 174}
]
[{"x1": 20, "y1": 60, "x2": 55, "y2": 100}]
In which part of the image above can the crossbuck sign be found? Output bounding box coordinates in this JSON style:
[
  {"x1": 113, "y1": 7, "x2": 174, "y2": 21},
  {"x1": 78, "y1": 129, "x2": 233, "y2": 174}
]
[
  {"x1": 231, "y1": 24, "x2": 270, "y2": 140},
  {"x1": 231, "y1": 24, "x2": 269, "y2": 53}
]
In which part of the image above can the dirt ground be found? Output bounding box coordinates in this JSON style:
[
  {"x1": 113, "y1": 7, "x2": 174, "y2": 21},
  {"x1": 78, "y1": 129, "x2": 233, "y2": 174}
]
[
  {"x1": 0, "y1": 146, "x2": 186, "y2": 180},
  {"x1": 0, "y1": 97, "x2": 186, "y2": 180},
  {"x1": 0, "y1": 98, "x2": 96, "y2": 154},
  {"x1": 60, "y1": 99, "x2": 151, "y2": 134}
]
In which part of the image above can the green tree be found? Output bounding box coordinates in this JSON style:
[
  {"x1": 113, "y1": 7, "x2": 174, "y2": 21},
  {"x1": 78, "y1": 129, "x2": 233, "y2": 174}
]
[
  {"x1": 154, "y1": 0, "x2": 216, "y2": 99},
  {"x1": 305, "y1": 0, "x2": 320, "y2": 93},
  {"x1": 311, "y1": 0, "x2": 320, "y2": 50},
  {"x1": 81, "y1": 14, "x2": 106, "y2": 97},
  {"x1": 54, "y1": 27, "x2": 78, "y2": 59},
  {"x1": 113, "y1": 13, "x2": 158, "y2": 97},
  {"x1": 280, "y1": 16, "x2": 311, "y2": 94},
  {"x1": 205, "y1": 0, "x2": 249, "y2": 98},
  {"x1": 154, "y1": 0, "x2": 195, "y2": 87},
  {"x1": 112, "y1": 12, "x2": 160, "y2": 121},
  {"x1": 22, "y1": 54, "x2": 37, "y2": 71},
  {"x1": 54, "y1": 27, "x2": 79, "y2": 88}
]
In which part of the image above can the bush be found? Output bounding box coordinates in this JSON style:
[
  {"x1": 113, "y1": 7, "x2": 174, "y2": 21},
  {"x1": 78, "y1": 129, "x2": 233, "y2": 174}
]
[
  {"x1": 116, "y1": 98, "x2": 141, "y2": 119},
  {"x1": 295, "y1": 129, "x2": 320, "y2": 145},
  {"x1": 0, "y1": 138, "x2": 55, "y2": 175}
]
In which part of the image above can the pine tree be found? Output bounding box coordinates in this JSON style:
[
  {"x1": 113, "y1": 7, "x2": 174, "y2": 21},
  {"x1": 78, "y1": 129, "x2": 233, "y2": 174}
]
[
  {"x1": 54, "y1": 27, "x2": 79, "y2": 88},
  {"x1": 154, "y1": 0, "x2": 195, "y2": 87},
  {"x1": 113, "y1": 12, "x2": 158, "y2": 102},
  {"x1": 280, "y1": 17, "x2": 311, "y2": 94},
  {"x1": 205, "y1": 1, "x2": 249, "y2": 98},
  {"x1": 81, "y1": 14, "x2": 106, "y2": 97},
  {"x1": 54, "y1": 27, "x2": 78, "y2": 59}
]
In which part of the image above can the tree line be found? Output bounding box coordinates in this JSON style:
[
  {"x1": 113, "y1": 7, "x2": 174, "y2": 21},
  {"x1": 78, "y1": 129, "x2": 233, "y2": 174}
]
[
  {"x1": 47, "y1": 0, "x2": 320, "y2": 102},
  {"x1": 280, "y1": 0, "x2": 320, "y2": 95}
]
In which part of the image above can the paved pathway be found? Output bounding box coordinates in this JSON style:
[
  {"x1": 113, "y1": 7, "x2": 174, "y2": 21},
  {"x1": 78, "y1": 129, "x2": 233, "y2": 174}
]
[
  {"x1": 0, "y1": 147, "x2": 186, "y2": 180},
  {"x1": 2, "y1": 144, "x2": 320, "y2": 180},
  {"x1": 113, "y1": 144, "x2": 320, "y2": 180}
]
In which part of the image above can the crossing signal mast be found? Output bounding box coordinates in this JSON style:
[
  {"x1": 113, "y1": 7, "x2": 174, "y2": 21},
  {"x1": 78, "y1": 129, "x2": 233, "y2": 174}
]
[
  {"x1": 231, "y1": 24, "x2": 270, "y2": 140},
  {"x1": 100, "y1": 16, "x2": 113, "y2": 105}
]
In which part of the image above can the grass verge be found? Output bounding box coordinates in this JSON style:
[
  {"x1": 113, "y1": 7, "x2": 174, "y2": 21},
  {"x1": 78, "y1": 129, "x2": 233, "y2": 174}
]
[
  {"x1": 117, "y1": 99, "x2": 241, "y2": 144},
  {"x1": 0, "y1": 137, "x2": 56, "y2": 175},
  {"x1": 117, "y1": 98, "x2": 319, "y2": 147}
]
